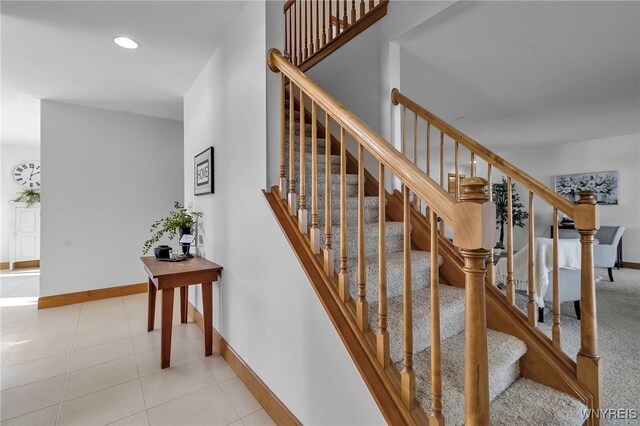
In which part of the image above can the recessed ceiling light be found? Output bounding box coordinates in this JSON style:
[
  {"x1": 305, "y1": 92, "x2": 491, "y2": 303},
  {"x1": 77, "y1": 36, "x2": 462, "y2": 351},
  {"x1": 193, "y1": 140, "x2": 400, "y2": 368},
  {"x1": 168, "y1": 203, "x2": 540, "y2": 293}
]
[{"x1": 114, "y1": 36, "x2": 138, "y2": 49}]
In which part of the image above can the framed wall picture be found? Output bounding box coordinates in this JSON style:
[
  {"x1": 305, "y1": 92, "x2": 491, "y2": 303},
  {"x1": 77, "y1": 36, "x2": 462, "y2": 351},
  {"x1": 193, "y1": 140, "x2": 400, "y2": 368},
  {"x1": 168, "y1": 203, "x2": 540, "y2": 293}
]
[
  {"x1": 554, "y1": 170, "x2": 618, "y2": 205},
  {"x1": 194, "y1": 147, "x2": 214, "y2": 195}
]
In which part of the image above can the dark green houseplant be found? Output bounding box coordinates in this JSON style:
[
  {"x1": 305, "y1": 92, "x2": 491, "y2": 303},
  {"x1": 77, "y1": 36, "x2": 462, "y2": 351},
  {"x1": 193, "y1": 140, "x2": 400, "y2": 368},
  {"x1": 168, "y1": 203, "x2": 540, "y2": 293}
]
[
  {"x1": 13, "y1": 188, "x2": 40, "y2": 207},
  {"x1": 143, "y1": 202, "x2": 202, "y2": 254},
  {"x1": 492, "y1": 177, "x2": 528, "y2": 247}
]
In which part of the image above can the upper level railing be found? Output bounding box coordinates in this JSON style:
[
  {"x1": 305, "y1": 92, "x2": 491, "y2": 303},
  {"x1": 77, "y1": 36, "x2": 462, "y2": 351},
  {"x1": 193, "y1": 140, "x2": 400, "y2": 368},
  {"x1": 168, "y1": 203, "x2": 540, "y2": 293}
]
[
  {"x1": 284, "y1": 0, "x2": 389, "y2": 71},
  {"x1": 391, "y1": 89, "x2": 601, "y2": 418},
  {"x1": 268, "y1": 48, "x2": 497, "y2": 424}
]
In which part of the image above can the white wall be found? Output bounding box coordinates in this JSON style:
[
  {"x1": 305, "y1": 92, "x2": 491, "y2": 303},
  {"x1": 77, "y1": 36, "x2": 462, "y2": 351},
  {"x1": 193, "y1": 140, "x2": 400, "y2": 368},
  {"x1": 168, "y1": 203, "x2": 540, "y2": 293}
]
[
  {"x1": 40, "y1": 101, "x2": 183, "y2": 297},
  {"x1": 1, "y1": 142, "x2": 40, "y2": 262},
  {"x1": 183, "y1": 3, "x2": 384, "y2": 424},
  {"x1": 499, "y1": 133, "x2": 640, "y2": 263}
]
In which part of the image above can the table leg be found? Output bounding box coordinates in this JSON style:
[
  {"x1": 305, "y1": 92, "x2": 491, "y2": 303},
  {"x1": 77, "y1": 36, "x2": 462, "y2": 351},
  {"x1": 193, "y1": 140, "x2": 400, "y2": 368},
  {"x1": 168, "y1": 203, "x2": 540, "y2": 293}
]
[
  {"x1": 161, "y1": 288, "x2": 175, "y2": 369},
  {"x1": 147, "y1": 279, "x2": 156, "y2": 332},
  {"x1": 180, "y1": 286, "x2": 188, "y2": 324},
  {"x1": 202, "y1": 282, "x2": 213, "y2": 357}
]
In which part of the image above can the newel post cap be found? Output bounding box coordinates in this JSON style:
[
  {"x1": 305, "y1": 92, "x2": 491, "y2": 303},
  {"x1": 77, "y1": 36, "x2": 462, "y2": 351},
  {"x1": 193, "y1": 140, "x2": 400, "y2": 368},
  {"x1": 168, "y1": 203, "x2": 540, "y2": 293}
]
[
  {"x1": 574, "y1": 190, "x2": 600, "y2": 231},
  {"x1": 453, "y1": 177, "x2": 496, "y2": 250}
]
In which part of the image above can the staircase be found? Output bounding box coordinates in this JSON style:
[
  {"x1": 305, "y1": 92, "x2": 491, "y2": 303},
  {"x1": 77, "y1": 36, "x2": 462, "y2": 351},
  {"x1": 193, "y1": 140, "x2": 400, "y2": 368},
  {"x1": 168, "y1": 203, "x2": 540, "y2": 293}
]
[
  {"x1": 283, "y1": 0, "x2": 389, "y2": 71},
  {"x1": 266, "y1": 49, "x2": 601, "y2": 424}
]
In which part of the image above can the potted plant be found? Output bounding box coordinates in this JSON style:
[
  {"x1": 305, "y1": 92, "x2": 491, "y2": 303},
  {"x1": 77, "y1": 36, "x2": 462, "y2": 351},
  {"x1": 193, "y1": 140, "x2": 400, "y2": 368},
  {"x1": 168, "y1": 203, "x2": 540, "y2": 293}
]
[
  {"x1": 13, "y1": 188, "x2": 40, "y2": 207},
  {"x1": 143, "y1": 202, "x2": 202, "y2": 255},
  {"x1": 493, "y1": 243, "x2": 505, "y2": 256},
  {"x1": 492, "y1": 177, "x2": 529, "y2": 248}
]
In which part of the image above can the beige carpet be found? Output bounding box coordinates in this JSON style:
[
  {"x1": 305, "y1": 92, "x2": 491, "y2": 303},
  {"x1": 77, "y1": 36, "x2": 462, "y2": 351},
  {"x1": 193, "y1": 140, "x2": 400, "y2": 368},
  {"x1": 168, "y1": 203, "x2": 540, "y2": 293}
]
[{"x1": 516, "y1": 267, "x2": 640, "y2": 425}]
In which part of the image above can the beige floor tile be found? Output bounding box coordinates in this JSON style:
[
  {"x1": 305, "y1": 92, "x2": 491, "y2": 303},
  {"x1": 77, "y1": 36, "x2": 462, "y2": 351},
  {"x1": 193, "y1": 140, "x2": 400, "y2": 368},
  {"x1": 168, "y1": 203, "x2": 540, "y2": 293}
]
[
  {"x1": 107, "y1": 411, "x2": 149, "y2": 426},
  {"x1": 226, "y1": 421, "x2": 243, "y2": 426},
  {"x1": 147, "y1": 385, "x2": 239, "y2": 426},
  {"x1": 0, "y1": 332, "x2": 20, "y2": 347},
  {"x1": 17, "y1": 323, "x2": 77, "y2": 345},
  {"x1": 131, "y1": 328, "x2": 189, "y2": 354},
  {"x1": 200, "y1": 354, "x2": 237, "y2": 384},
  {"x1": 134, "y1": 342, "x2": 200, "y2": 377},
  {"x1": 80, "y1": 297, "x2": 125, "y2": 313},
  {"x1": 69, "y1": 337, "x2": 133, "y2": 372},
  {"x1": 0, "y1": 318, "x2": 31, "y2": 337},
  {"x1": 73, "y1": 323, "x2": 130, "y2": 351},
  {"x1": 139, "y1": 359, "x2": 215, "y2": 408},
  {"x1": 126, "y1": 314, "x2": 151, "y2": 337},
  {"x1": 0, "y1": 375, "x2": 65, "y2": 421},
  {"x1": 22, "y1": 316, "x2": 78, "y2": 333},
  {"x1": 57, "y1": 379, "x2": 145, "y2": 426},
  {"x1": 3, "y1": 335, "x2": 74, "y2": 367},
  {"x1": 219, "y1": 377, "x2": 261, "y2": 418},
  {"x1": 172, "y1": 323, "x2": 203, "y2": 341},
  {"x1": 0, "y1": 404, "x2": 59, "y2": 426},
  {"x1": 123, "y1": 293, "x2": 148, "y2": 313},
  {"x1": 1, "y1": 308, "x2": 35, "y2": 325},
  {"x1": 63, "y1": 356, "x2": 139, "y2": 401},
  {"x1": 0, "y1": 352, "x2": 70, "y2": 391},
  {"x1": 23, "y1": 303, "x2": 78, "y2": 326},
  {"x1": 76, "y1": 317, "x2": 129, "y2": 335},
  {"x1": 241, "y1": 409, "x2": 275, "y2": 426},
  {"x1": 0, "y1": 333, "x2": 20, "y2": 364}
]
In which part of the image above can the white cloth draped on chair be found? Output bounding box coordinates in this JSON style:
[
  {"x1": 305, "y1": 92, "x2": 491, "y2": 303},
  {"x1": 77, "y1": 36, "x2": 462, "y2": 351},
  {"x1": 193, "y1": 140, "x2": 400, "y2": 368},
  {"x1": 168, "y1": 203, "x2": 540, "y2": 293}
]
[{"x1": 495, "y1": 237, "x2": 581, "y2": 306}]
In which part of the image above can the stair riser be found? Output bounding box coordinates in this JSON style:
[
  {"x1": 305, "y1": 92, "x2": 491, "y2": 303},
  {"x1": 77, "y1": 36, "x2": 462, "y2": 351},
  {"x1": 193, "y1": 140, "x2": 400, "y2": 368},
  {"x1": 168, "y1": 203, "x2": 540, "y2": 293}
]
[
  {"x1": 345, "y1": 253, "x2": 432, "y2": 304},
  {"x1": 298, "y1": 182, "x2": 358, "y2": 198},
  {"x1": 313, "y1": 205, "x2": 378, "y2": 226},
  {"x1": 284, "y1": 135, "x2": 327, "y2": 150},
  {"x1": 286, "y1": 162, "x2": 341, "y2": 175},
  {"x1": 287, "y1": 178, "x2": 358, "y2": 198},
  {"x1": 489, "y1": 361, "x2": 520, "y2": 402},
  {"x1": 320, "y1": 224, "x2": 404, "y2": 260},
  {"x1": 290, "y1": 152, "x2": 340, "y2": 165},
  {"x1": 380, "y1": 293, "x2": 465, "y2": 363},
  {"x1": 285, "y1": 121, "x2": 314, "y2": 137}
]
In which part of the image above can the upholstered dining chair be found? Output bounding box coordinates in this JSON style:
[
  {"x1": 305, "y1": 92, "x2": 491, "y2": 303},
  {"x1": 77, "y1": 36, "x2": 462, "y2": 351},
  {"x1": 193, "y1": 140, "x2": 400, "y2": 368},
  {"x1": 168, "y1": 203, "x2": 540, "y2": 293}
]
[{"x1": 594, "y1": 226, "x2": 625, "y2": 281}]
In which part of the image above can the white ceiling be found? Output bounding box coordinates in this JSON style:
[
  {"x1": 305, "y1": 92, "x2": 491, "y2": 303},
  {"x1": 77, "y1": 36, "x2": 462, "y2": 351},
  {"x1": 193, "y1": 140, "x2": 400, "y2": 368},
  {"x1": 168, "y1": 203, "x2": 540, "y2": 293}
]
[
  {"x1": 1, "y1": 1, "x2": 248, "y2": 145},
  {"x1": 398, "y1": 1, "x2": 640, "y2": 150}
]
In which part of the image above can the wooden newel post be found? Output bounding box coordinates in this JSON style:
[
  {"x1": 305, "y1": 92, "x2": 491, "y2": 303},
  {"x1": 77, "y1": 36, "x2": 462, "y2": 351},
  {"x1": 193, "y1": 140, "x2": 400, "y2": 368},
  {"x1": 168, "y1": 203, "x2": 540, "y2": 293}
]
[
  {"x1": 453, "y1": 177, "x2": 495, "y2": 425},
  {"x1": 574, "y1": 190, "x2": 601, "y2": 423}
]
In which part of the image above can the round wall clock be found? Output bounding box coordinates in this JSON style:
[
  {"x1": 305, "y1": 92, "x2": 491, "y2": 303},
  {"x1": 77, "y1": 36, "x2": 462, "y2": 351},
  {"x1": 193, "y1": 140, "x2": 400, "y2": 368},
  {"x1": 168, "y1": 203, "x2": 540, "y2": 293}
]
[{"x1": 12, "y1": 161, "x2": 41, "y2": 188}]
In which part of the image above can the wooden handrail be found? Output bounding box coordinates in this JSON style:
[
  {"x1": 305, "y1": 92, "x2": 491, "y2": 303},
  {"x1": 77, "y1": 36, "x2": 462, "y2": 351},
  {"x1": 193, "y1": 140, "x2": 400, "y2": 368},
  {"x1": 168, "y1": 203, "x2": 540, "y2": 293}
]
[
  {"x1": 284, "y1": 0, "x2": 296, "y2": 12},
  {"x1": 268, "y1": 49, "x2": 456, "y2": 224},
  {"x1": 391, "y1": 89, "x2": 576, "y2": 217}
]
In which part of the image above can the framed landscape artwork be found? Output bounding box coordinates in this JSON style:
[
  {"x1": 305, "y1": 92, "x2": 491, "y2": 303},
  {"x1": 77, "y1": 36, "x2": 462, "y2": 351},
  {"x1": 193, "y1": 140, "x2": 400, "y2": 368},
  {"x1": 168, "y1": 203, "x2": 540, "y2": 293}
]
[
  {"x1": 554, "y1": 170, "x2": 618, "y2": 205},
  {"x1": 194, "y1": 147, "x2": 214, "y2": 195}
]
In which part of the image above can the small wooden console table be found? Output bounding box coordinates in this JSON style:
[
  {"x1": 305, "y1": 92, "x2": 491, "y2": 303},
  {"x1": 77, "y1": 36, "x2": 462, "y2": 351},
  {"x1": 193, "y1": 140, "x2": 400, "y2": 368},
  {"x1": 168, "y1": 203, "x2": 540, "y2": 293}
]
[{"x1": 140, "y1": 256, "x2": 223, "y2": 368}]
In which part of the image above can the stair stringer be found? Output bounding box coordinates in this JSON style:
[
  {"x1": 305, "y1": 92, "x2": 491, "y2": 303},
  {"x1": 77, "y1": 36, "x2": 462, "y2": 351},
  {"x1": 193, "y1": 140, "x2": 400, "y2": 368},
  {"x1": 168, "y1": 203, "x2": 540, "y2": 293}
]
[
  {"x1": 386, "y1": 191, "x2": 596, "y2": 419},
  {"x1": 263, "y1": 188, "x2": 419, "y2": 426}
]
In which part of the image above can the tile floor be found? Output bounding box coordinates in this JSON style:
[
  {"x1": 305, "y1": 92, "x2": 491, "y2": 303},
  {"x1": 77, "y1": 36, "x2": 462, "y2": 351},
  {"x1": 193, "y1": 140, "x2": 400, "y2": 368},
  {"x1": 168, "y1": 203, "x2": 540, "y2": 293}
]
[{"x1": 0, "y1": 269, "x2": 275, "y2": 426}]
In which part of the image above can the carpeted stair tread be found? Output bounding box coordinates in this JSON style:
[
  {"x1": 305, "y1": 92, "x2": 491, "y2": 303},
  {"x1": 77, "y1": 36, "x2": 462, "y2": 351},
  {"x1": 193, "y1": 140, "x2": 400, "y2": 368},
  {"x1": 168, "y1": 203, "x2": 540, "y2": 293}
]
[
  {"x1": 291, "y1": 152, "x2": 340, "y2": 165},
  {"x1": 293, "y1": 173, "x2": 358, "y2": 186},
  {"x1": 377, "y1": 283, "x2": 464, "y2": 363},
  {"x1": 346, "y1": 250, "x2": 444, "y2": 302},
  {"x1": 285, "y1": 121, "x2": 315, "y2": 136},
  {"x1": 295, "y1": 173, "x2": 359, "y2": 198},
  {"x1": 285, "y1": 134, "x2": 327, "y2": 149},
  {"x1": 312, "y1": 196, "x2": 379, "y2": 226},
  {"x1": 410, "y1": 329, "x2": 527, "y2": 425},
  {"x1": 319, "y1": 221, "x2": 404, "y2": 260},
  {"x1": 490, "y1": 378, "x2": 587, "y2": 426}
]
